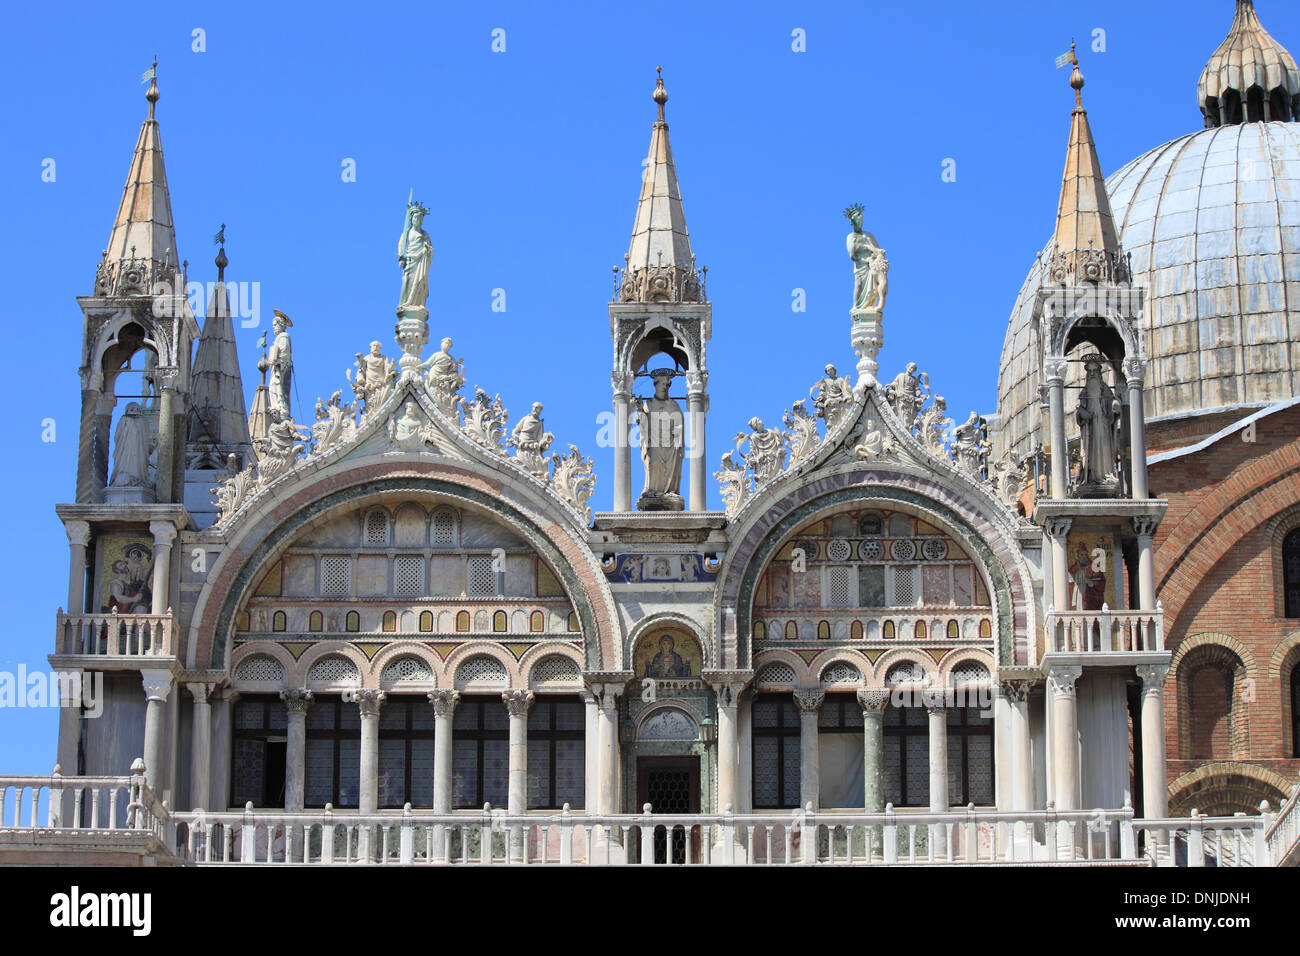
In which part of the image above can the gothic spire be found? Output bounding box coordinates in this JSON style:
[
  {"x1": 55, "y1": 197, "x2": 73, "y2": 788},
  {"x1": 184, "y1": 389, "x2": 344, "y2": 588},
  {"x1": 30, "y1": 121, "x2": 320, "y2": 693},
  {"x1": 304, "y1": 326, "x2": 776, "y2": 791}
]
[
  {"x1": 95, "y1": 59, "x2": 182, "y2": 296},
  {"x1": 618, "y1": 68, "x2": 704, "y2": 304},
  {"x1": 1198, "y1": 1, "x2": 1300, "y2": 126},
  {"x1": 187, "y1": 228, "x2": 252, "y2": 461},
  {"x1": 1047, "y1": 46, "x2": 1128, "y2": 285}
]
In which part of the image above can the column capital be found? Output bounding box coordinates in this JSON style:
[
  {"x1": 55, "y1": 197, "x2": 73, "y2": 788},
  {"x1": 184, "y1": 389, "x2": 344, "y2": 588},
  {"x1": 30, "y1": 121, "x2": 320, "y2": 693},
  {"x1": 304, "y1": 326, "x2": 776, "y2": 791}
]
[
  {"x1": 611, "y1": 370, "x2": 634, "y2": 397},
  {"x1": 922, "y1": 686, "x2": 948, "y2": 715},
  {"x1": 1123, "y1": 356, "x2": 1147, "y2": 383},
  {"x1": 685, "y1": 369, "x2": 708, "y2": 395},
  {"x1": 148, "y1": 520, "x2": 178, "y2": 547},
  {"x1": 428, "y1": 689, "x2": 460, "y2": 717},
  {"x1": 999, "y1": 679, "x2": 1035, "y2": 704},
  {"x1": 590, "y1": 682, "x2": 623, "y2": 713},
  {"x1": 1132, "y1": 515, "x2": 1159, "y2": 538},
  {"x1": 502, "y1": 689, "x2": 535, "y2": 717},
  {"x1": 187, "y1": 681, "x2": 218, "y2": 704},
  {"x1": 792, "y1": 687, "x2": 825, "y2": 714},
  {"x1": 1135, "y1": 664, "x2": 1169, "y2": 695},
  {"x1": 1044, "y1": 358, "x2": 1068, "y2": 383},
  {"x1": 1044, "y1": 516, "x2": 1073, "y2": 539},
  {"x1": 63, "y1": 520, "x2": 92, "y2": 548},
  {"x1": 856, "y1": 687, "x2": 890, "y2": 713},
  {"x1": 141, "y1": 669, "x2": 174, "y2": 703},
  {"x1": 1047, "y1": 665, "x2": 1082, "y2": 697},
  {"x1": 356, "y1": 689, "x2": 386, "y2": 718},
  {"x1": 280, "y1": 688, "x2": 314, "y2": 715},
  {"x1": 704, "y1": 674, "x2": 751, "y2": 709}
]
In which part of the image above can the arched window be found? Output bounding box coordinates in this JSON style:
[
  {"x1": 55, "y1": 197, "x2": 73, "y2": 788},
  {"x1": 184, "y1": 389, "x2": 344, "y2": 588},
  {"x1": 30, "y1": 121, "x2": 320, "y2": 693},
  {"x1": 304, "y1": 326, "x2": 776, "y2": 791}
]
[
  {"x1": 883, "y1": 621, "x2": 895, "y2": 640},
  {"x1": 308, "y1": 610, "x2": 323, "y2": 633},
  {"x1": 529, "y1": 610, "x2": 544, "y2": 633},
  {"x1": 1284, "y1": 529, "x2": 1300, "y2": 618},
  {"x1": 271, "y1": 611, "x2": 287, "y2": 633},
  {"x1": 492, "y1": 610, "x2": 508, "y2": 632},
  {"x1": 816, "y1": 620, "x2": 830, "y2": 640},
  {"x1": 345, "y1": 610, "x2": 360, "y2": 633},
  {"x1": 785, "y1": 621, "x2": 798, "y2": 640},
  {"x1": 566, "y1": 611, "x2": 579, "y2": 632},
  {"x1": 382, "y1": 610, "x2": 397, "y2": 632},
  {"x1": 849, "y1": 621, "x2": 862, "y2": 641},
  {"x1": 419, "y1": 611, "x2": 433, "y2": 632},
  {"x1": 754, "y1": 620, "x2": 767, "y2": 640},
  {"x1": 455, "y1": 610, "x2": 470, "y2": 633}
]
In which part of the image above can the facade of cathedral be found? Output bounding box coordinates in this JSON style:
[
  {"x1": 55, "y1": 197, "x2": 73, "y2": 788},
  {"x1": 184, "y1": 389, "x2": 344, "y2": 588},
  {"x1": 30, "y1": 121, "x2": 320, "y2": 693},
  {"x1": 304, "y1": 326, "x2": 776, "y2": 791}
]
[{"x1": 13, "y1": 2, "x2": 1300, "y2": 864}]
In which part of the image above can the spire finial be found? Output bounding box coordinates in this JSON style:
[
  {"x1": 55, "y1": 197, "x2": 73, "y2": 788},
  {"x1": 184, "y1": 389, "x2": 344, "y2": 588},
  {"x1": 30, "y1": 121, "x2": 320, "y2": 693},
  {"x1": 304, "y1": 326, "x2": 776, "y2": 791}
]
[
  {"x1": 653, "y1": 66, "x2": 668, "y2": 123},
  {"x1": 1068, "y1": 42, "x2": 1085, "y2": 109},
  {"x1": 214, "y1": 223, "x2": 228, "y2": 281},
  {"x1": 143, "y1": 57, "x2": 159, "y2": 119}
]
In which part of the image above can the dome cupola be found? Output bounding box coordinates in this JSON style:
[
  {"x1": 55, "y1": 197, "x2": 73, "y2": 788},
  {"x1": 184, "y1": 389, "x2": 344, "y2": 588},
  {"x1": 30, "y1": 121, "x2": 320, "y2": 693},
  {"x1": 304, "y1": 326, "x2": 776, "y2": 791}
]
[{"x1": 1198, "y1": 1, "x2": 1300, "y2": 126}]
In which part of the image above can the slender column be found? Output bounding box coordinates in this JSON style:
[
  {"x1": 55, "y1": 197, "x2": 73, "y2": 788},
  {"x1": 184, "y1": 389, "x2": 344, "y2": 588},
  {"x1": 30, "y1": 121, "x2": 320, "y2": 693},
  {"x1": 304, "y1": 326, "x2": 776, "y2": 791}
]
[
  {"x1": 64, "y1": 520, "x2": 91, "y2": 615},
  {"x1": 55, "y1": 667, "x2": 84, "y2": 778},
  {"x1": 279, "y1": 689, "x2": 312, "y2": 811},
  {"x1": 1133, "y1": 516, "x2": 1158, "y2": 613},
  {"x1": 140, "y1": 670, "x2": 174, "y2": 791},
  {"x1": 925, "y1": 691, "x2": 949, "y2": 813},
  {"x1": 1048, "y1": 666, "x2": 1081, "y2": 811},
  {"x1": 76, "y1": 387, "x2": 98, "y2": 502},
  {"x1": 92, "y1": 391, "x2": 114, "y2": 503},
  {"x1": 155, "y1": 375, "x2": 177, "y2": 503},
  {"x1": 1000, "y1": 680, "x2": 1035, "y2": 813},
  {"x1": 714, "y1": 683, "x2": 740, "y2": 812},
  {"x1": 503, "y1": 690, "x2": 534, "y2": 862},
  {"x1": 1136, "y1": 665, "x2": 1169, "y2": 820},
  {"x1": 612, "y1": 372, "x2": 633, "y2": 512},
  {"x1": 793, "y1": 688, "x2": 824, "y2": 811},
  {"x1": 594, "y1": 684, "x2": 622, "y2": 814},
  {"x1": 1045, "y1": 517, "x2": 1072, "y2": 614},
  {"x1": 857, "y1": 687, "x2": 889, "y2": 812},
  {"x1": 428, "y1": 690, "x2": 459, "y2": 859},
  {"x1": 1125, "y1": 358, "x2": 1149, "y2": 500},
  {"x1": 581, "y1": 691, "x2": 598, "y2": 810},
  {"x1": 1045, "y1": 359, "x2": 1068, "y2": 499},
  {"x1": 188, "y1": 683, "x2": 216, "y2": 810},
  {"x1": 686, "y1": 370, "x2": 708, "y2": 512},
  {"x1": 148, "y1": 520, "x2": 177, "y2": 617},
  {"x1": 356, "y1": 690, "x2": 385, "y2": 813}
]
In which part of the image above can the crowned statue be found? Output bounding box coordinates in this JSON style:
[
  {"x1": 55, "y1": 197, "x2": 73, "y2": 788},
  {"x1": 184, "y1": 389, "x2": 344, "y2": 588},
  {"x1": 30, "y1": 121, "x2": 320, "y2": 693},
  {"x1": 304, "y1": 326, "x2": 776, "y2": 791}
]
[
  {"x1": 845, "y1": 204, "x2": 888, "y2": 314},
  {"x1": 397, "y1": 193, "x2": 433, "y2": 317}
]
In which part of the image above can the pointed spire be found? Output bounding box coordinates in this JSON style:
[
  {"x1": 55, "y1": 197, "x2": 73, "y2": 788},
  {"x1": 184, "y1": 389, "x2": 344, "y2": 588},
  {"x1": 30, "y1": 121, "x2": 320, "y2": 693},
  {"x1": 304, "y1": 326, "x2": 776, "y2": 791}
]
[
  {"x1": 95, "y1": 59, "x2": 181, "y2": 296},
  {"x1": 187, "y1": 228, "x2": 252, "y2": 459},
  {"x1": 1199, "y1": 1, "x2": 1300, "y2": 126},
  {"x1": 1047, "y1": 46, "x2": 1129, "y2": 286},
  {"x1": 618, "y1": 68, "x2": 705, "y2": 304},
  {"x1": 247, "y1": 335, "x2": 272, "y2": 449}
]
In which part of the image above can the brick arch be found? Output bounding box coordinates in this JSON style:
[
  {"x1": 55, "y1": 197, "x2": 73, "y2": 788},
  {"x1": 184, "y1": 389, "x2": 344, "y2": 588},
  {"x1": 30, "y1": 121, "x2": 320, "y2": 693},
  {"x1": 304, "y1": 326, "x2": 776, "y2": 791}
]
[
  {"x1": 1270, "y1": 506, "x2": 1300, "y2": 618},
  {"x1": 1166, "y1": 761, "x2": 1294, "y2": 817},
  {"x1": 1172, "y1": 640, "x2": 1250, "y2": 763},
  {"x1": 1170, "y1": 632, "x2": 1258, "y2": 683},
  {"x1": 1268, "y1": 631, "x2": 1300, "y2": 679}
]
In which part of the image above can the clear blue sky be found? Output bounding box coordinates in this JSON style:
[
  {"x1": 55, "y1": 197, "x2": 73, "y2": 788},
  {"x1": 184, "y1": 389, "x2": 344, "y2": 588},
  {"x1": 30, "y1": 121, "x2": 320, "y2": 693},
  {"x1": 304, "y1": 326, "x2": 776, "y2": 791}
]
[{"x1": 2, "y1": 0, "x2": 1294, "y2": 773}]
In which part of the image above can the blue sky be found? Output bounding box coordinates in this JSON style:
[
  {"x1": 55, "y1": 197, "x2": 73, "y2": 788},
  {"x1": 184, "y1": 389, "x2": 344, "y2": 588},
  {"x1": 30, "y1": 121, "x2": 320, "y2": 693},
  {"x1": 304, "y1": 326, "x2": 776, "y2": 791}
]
[{"x1": 1, "y1": 0, "x2": 1295, "y2": 773}]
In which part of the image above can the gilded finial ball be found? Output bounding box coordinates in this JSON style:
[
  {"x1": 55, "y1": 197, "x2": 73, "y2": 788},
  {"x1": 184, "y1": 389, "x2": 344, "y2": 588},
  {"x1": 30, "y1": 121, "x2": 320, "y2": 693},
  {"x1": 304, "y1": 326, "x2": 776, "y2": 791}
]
[
  {"x1": 653, "y1": 68, "x2": 668, "y2": 105},
  {"x1": 1070, "y1": 65, "x2": 1085, "y2": 92}
]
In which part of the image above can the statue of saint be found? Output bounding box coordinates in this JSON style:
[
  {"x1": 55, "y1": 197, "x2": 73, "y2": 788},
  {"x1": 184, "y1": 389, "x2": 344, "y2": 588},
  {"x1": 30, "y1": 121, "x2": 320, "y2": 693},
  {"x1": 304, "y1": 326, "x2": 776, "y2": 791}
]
[
  {"x1": 636, "y1": 370, "x2": 685, "y2": 505},
  {"x1": 844, "y1": 204, "x2": 887, "y2": 313},
  {"x1": 109, "y1": 402, "x2": 154, "y2": 487},
  {"x1": 348, "y1": 341, "x2": 396, "y2": 415},
  {"x1": 267, "y1": 309, "x2": 293, "y2": 421},
  {"x1": 742, "y1": 417, "x2": 788, "y2": 483},
  {"x1": 1077, "y1": 359, "x2": 1120, "y2": 486},
  {"x1": 388, "y1": 400, "x2": 435, "y2": 451},
  {"x1": 885, "y1": 363, "x2": 929, "y2": 432},
  {"x1": 951, "y1": 412, "x2": 991, "y2": 479},
  {"x1": 810, "y1": 364, "x2": 853, "y2": 431},
  {"x1": 420, "y1": 336, "x2": 465, "y2": 412},
  {"x1": 397, "y1": 196, "x2": 433, "y2": 314},
  {"x1": 509, "y1": 402, "x2": 554, "y2": 478}
]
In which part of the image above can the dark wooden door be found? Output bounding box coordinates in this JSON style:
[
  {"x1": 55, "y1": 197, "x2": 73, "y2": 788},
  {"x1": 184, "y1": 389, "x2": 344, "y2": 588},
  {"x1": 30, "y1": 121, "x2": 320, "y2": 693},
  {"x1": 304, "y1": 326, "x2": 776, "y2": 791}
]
[{"x1": 636, "y1": 757, "x2": 700, "y2": 863}]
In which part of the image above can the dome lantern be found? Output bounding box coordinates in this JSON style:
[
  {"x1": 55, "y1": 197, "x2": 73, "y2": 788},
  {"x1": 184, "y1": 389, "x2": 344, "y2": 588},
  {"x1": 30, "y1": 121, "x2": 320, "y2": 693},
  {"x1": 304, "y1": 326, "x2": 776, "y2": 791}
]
[{"x1": 1198, "y1": 1, "x2": 1300, "y2": 126}]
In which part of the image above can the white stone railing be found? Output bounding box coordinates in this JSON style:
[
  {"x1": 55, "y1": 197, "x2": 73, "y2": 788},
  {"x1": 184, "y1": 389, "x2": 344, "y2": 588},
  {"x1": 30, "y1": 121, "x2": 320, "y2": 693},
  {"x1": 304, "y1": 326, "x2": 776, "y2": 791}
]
[
  {"x1": 1133, "y1": 810, "x2": 1277, "y2": 867},
  {"x1": 0, "y1": 762, "x2": 164, "y2": 834},
  {"x1": 1265, "y1": 775, "x2": 1300, "y2": 866},
  {"x1": 1044, "y1": 603, "x2": 1163, "y2": 655},
  {"x1": 55, "y1": 611, "x2": 174, "y2": 658}
]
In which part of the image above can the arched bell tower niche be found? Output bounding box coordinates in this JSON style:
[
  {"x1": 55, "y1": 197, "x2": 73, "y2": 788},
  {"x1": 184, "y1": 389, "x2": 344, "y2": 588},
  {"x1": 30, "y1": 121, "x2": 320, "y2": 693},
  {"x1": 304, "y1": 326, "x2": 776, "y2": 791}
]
[{"x1": 609, "y1": 69, "x2": 711, "y2": 513}]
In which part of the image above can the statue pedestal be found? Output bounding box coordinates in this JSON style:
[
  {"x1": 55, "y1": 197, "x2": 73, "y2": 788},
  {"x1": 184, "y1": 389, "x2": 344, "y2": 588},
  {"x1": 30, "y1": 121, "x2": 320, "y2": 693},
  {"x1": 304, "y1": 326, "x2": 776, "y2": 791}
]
[
  {"x1": 395, "y1": 306, "x2": 429, "y2": 372},
  {"x1": 105, "y1": 484, "x2": 156, "y2": 505},
  {"x1": 637, "y1": 492, "x2": 684, "y2": 512},
  {"x1": 850, "y1": 309, "x2": 883, "y2": 389}
]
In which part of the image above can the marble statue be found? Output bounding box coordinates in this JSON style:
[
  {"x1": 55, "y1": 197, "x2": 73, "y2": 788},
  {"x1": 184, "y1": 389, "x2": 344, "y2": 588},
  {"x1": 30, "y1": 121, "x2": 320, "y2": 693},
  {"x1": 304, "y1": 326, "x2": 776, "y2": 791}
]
[
  {"x1": 509, "y1": 402, "x2": 554, "y2": 479},
  {"x1": 348, "y1": 341, "x2": 397, "y2": 417},
  {"x1": 810, "y1": 364, "x2": 853, "y2": 431},
  {"x1": 1076, "y1": 358, "x2": 1120, "y2": 486},
  {"x1": 388, "y1": 400, "x2": 438, "y2": 452},
  {"x1": 267, "y1": 310, "x2": 294, "y2": 421},
  {"x1": 397, "y1": 195, "x2": 433, "y2": 315},
  {"x1": 853, "y1": 414, "x2": 894, "y2": 460},
  {"x1": 309, "y1": 390, "x2": 357, "y2": 457},
  {"x1": 885, "y1": 363, "x2": 930, "y2": 432},
  {"x1": 636, "y1": 370, "x2": 685, "y2": 507},
  {"x1": 918, "y1": 395, "x2": 953, "y2": 457},
  {"x1": 109, "y1": 402, "x2": 153, "y2": 487},
  {"x1": 845, "y1": 204, "x2": 887, "y2": 313},
  {"x1": 256, "y1": 409, "x2": 310, "y2": 483},
  {"x1": 738, "y1": 417, "x2": 787, "y2": 484},
  {"x1": 420, "y1": 337, "x2": 465, "y2": 414},
  {"x1": 951, "y1": 412, "x2": 991, "y2": 479}
]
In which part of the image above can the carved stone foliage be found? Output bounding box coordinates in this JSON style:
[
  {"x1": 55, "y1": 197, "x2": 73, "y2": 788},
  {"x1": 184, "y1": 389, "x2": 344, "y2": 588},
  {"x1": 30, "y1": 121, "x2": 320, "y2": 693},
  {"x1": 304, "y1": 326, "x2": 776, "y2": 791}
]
[
  {"x1": 309, "y1": 390, "x2": 357, "y2": 458},
  {"x1": 783, "y1": 400, "x2": 820, "y2": 464},
  {"x1": 254, "y1": 412, "x2": 310, "y2": 484},
  {"x1": 988, "y1": 455, "x2": 1029, "y2": 510},
  {"x1": 918, "y1": 396, "x2": 953, "y2": 458},
  {"x1": 714, "y1": 450, "x2": 752, "y2": 519},
  {"x1": 617, "y1": 263, "x2": 705, "y2": 304},
  {"x1": 552, "y1": 444, "x2": 597, "y2": 521},
  {"x1": 458, "y1": 387, "x2": 509, "y2": 454}
]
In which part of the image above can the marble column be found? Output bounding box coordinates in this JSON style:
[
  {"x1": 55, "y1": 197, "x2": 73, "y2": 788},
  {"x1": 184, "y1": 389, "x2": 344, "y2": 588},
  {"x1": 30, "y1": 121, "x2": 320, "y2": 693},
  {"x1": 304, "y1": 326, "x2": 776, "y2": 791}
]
[
  {"x1": 1133, "y1": 516, "x2": 1158, "y2": 617},
  {"x1": 140, "y1": 670, "x2": 174, "y2": 791},
  {"x1": 357, "y1": 690, "x2": 385, "y2": 813},
  {"x1": 503, "y1": 689, "x2": 534, "y2": 862},
  {"x1": 148, "y1": 520, "x2": 177, "y2": 620},
  {"x1": 925, "y1": 691, "x2": 949, "y2": 813},
  {"x1": 1000, "y1": 680, "x2": 1035, "y2": 813},
  {"x1": 1048, "y1": 666, "x2": 1081, "y2": 811},
  {"x1": 612, "y1": 372, "x2": 633, "y2": 512},
  {"x1": 1125, "y1": 358, "x2": 1149, "y2": 500},
  {"x1": 188, "y1": 682, "x2": 217, "y2": 810},
  {"x1": 63, "y1": 520, "x2": 91, "y2": 616},
  {"x1": 793, "y1": 688, "x2": 825, "y2": 811},
  {"x1": 1136, "y1": 665, "x2": 1169, "y2": 820},
  {"x1": 581, "y1": 690, "x2": 598, "y2": 811},
  {"x1": 1045, "y1": 517, "x2": 1072, "y2": 617},
  {"x1": 428, "y1": 690, "x2": 459, "y2": 860},
  {"x1": 686, "y1": 371, "x2": 708, "y2": 512},
  {"x1": 1045, "y1": 359, "x2": 1068, "y2": 499},
  {"x1": 155, "y1": 376, "x2": 177, "y2": 503},
  {"x1": 56, "y1": 667, "x2": 84, "y2": 779},
  {"x1": 279, "y1": 689, "x2": 312, "y2": 812},
  {"x1": 594, "y1": 685, "x2": 621, "y2": 815},
  {"x1": 856, "y1": 688, "x2": 889, "y2": 813}
]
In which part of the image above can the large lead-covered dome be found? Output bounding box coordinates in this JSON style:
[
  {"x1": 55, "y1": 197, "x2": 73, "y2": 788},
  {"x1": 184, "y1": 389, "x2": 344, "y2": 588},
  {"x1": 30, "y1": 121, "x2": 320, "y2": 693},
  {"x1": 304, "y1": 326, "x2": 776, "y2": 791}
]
[{"x1": 997, "y1": 4, "x2": 1300, "y2": 462}]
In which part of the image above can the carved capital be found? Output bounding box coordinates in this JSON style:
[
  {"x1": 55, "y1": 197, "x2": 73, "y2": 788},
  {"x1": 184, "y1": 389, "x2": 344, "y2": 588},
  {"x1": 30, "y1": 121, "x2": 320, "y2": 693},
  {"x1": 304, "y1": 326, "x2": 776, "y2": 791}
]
[
  {"x1": 1123, "y1": 357, "x2": 1147, "y2": 384},
  {"x1": 792, "y1": 688, "x2": 825, "y2": 714},
  {"x1": 1135, "y1": 664, "x2": 1169, "y2": 696},
  {"x1": 611, "y1": 370, "x2": 635, "y2": 397},
  {"x1": 140, "y1": 670, "x2": 173, "y2": 703},
  {"x1": 428, "y1": 689, "x2": 460, "y2": 718},
  {"x1": 356, "y1": 689, "x2": 386, "y2": 718},
  {"x1": 591, "y1": 683, "x2": 622, "y2": 713},
  {"x1": 502, "y1": 689, "x2": 535, "y2": 718},
  {"x1": 1044, "y1": 358, "x2": 1068, "y2": 383},
  {"x1": 999, "y1": 679, "x2": 1034, "y2": 704},
  {"x1": 1132, "y1": 515, "x2": 1159, "y2": 539},
  {"x1": 1045, "y1": 516, "x2": 1073, "y2": 540},
  {"x1": 64, "y1": 520, "x2": 92, "y2": 549},
  {"x1": 1047, "y1": 665, "x2": 1082, "y2": 697},
  {"x1": 187, "y1": 682, "x2": 217, "y2": 705},
  {"x1": 922, "y1": 686, "x2": 948, "y2": 714},
  {"x1": 280, "y1": 688, "x2": 314, "y2": 715},
  {"x1": 148, "y1": 520, "x2": 178, "y2": 548},
  {"x1": 685, "y1": 370, "x2": 708, "y2": 395},
  {"x1": 856, "y1": 687, "x2": 890, "y2": 713}
]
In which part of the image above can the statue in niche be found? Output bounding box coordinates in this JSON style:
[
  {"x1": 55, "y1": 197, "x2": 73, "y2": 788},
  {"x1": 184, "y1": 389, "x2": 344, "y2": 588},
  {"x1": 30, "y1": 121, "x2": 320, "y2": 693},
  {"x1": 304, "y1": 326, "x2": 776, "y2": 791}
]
[
  {"x1": 348, "y1": 341, "x2": 397, "y2": 417},
  {"x1": 109, "y1": 402, "x2": 154, "y2": 487},
  {"x1": 845, "y1": 203, "x2": 888, "y2": 313},
  {"x1": 420, "y1": 336, "x2": 465, "y2": 413},
  {"x1": 885, "y1": 363, "x2": 930, "y2": 432},
  {"x1": 388, "y1": 400, "x2": 438, "y2": 452},
  {"x1": 509, "y1": 402, "x2": 554, "y2": 479},
  {"x1": 1076, "y1": 358, "x2": 1120, "y2": 487},
  {"x1": 810, "y1": 364, "x2": 853, "y2": 431},
  {"x1": 636, "y1": 369, "x2": 685, "y2": 509},
  {"x1": 267, "y1": 309, "x2": 294, "y2": 421},
  {"x1": 397, "y1": 194, "x2": 433, "y2": 315}
]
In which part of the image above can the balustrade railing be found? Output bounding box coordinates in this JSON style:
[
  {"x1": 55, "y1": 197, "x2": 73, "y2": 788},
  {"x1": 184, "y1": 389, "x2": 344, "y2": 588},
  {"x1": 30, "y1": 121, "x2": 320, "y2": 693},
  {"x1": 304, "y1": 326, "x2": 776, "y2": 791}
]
[
  {"x1": 55, "y1": 611, "x2": 174, "y2": 658},
  {"x1": 1045, "y1": 603, "x2": 1163, "y2": 654},
  {"x1": 1265, "y1": 775, "x2": 1300, "y2": 866}
]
